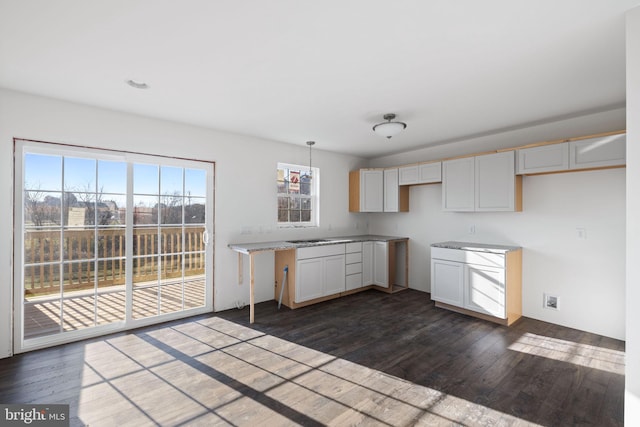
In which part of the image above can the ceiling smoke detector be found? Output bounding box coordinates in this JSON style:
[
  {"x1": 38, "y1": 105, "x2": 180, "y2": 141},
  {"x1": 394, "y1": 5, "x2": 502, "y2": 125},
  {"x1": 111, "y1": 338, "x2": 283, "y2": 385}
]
[{"x1": 126, "y1": 79, "x2": 150, "y2": 89}]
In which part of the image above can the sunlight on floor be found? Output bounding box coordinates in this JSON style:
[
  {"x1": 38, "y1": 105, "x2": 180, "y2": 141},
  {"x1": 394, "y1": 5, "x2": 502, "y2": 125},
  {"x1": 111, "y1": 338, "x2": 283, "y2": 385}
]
[
  {"x1": 508, "y1": 332, "x2": 625, "y2": 375},
  {"x1": 75, "y1": 317, "x2": 542, "y2": 426}
]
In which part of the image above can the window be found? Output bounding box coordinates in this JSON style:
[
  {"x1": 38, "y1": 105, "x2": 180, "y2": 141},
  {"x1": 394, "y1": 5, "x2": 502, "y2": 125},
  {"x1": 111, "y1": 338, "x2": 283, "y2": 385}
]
[
  {"x1": 14, "y1": 139, "x2": 214, "y2": 351},
  {"x1": 277, "y1": 163, "x2": 319, "y2": 227}
]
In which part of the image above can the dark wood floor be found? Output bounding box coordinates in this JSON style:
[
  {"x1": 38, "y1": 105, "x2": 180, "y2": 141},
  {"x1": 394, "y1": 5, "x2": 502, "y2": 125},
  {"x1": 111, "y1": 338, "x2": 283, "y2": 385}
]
[{"x1": 0, "y1": 289, "x2": 625, "y2": 426}]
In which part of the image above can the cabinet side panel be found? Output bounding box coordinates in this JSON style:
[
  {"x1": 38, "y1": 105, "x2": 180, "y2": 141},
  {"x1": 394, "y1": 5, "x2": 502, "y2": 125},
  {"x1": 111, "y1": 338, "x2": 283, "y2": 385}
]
[
  {"x1": 515, "y1": 175, "x2": 523, "y2": 212},
  {"x1": 505, "y1": 250, "x2": 523, "y2": 325},
  {"x1": 349, "y1": 170, "x2": 360, "y2": 212},
  {"x1": 275, "y1": 249, "x2": 296, "y2": 308},
  {"x1": 388, "y1": 242, "x2": 397, "y2": 286},
  {"x1": 399, "y1": 186, "x2": 410, "y2": 212}
]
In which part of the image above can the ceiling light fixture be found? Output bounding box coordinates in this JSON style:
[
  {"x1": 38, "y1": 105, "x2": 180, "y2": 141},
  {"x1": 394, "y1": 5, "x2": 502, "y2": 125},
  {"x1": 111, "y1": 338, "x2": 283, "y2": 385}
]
[
  {"x1": 306, "y1": 140, "x2": 315, "y2": 179},
  {"x1": 126, "y1": 79, "x2": 149, "y2": 89},
  {"x1": 372, "y1": 113, "x2": 407, "y2": 139}
]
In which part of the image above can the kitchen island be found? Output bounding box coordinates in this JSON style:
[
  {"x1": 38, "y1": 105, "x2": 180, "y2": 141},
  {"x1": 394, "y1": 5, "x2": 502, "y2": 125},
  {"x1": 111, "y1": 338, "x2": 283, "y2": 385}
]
[{"x1": 229, "y1": 235, "x2": 409, "y2": 323}]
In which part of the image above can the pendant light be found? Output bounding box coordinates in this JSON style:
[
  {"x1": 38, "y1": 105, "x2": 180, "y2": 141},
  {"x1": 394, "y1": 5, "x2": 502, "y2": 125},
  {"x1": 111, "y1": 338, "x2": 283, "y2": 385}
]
[
  {"x1": 306, "y1": 141, "x2": 315, "y2": 179},
  {"x1": 373, "y1": 113, "x2": 407, "y2": 139}
]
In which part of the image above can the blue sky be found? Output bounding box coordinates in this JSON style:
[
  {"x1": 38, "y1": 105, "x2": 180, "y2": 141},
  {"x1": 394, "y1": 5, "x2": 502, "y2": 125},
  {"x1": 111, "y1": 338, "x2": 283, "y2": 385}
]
[{"x1": 24, "y1": 154, "x2": 207, "y2": 198}]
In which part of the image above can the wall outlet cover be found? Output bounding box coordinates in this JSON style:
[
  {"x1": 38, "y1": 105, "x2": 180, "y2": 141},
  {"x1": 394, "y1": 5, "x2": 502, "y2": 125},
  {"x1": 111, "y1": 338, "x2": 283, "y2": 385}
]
[{"x1": 544, "y1": 293, "x2": 559, "y2": 310}]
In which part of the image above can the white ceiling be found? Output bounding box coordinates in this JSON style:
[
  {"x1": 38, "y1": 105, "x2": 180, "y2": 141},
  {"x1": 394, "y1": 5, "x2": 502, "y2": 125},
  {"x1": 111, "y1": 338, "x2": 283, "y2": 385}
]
[{"x1": 0, "y1": 0, "x2": 637, "y2": 158}]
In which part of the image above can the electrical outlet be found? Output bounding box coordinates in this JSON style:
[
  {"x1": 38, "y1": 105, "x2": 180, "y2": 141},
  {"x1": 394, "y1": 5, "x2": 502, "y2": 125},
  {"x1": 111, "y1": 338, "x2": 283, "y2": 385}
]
[
  {"x1": 543, "y1": 293, "x2": 559, "y2": 310},
  {"x1": 576, "y1": 228, "x2": 587, "y2": 239},
  {"x1": 468, "y1": 225, "x2": 476, "y2": 234}
]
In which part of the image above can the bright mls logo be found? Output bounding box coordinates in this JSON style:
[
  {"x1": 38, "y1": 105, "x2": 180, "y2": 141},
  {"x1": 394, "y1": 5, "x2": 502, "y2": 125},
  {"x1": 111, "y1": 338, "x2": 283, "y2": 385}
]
[{"x1": 0, "y1": 404, "x2": 69, "y2": 426}]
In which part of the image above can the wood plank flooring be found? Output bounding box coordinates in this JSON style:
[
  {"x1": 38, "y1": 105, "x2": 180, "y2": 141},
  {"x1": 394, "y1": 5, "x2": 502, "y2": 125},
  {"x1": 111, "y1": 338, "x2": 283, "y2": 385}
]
[{"x1": 0, "y1": 289, "x2": 625, "y2": 426}]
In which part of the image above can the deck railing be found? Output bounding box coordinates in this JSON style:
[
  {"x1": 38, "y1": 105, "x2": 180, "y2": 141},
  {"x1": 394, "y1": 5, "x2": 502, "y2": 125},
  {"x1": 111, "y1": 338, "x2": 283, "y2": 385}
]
[{"x1": 24, "y1": 226, "x2": 206, "y2": 297}]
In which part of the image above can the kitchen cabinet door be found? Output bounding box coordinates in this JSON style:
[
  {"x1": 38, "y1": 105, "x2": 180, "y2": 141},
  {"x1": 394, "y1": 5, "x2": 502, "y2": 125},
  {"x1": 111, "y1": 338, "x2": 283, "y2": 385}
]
[
  {"x1": 465, "y1": 264, "x2": 505, "y2": 318},
  {"x1": 384, "y1": 168, "x2": 400, "y2": 212},
  {"x1": 362, "y1": 242, "x2": 374, "y2": 285},
  {"x1": 398, "y1": 165, "x2": 419, "y2": 185},
  {"x1": 431, "y1": 259, "x2": 464, "y2": 306},
  {"x1": 324, "y1": 255, "x2": 346, "y2": 296},
  {"x1": 373, "y1": 242, "x2": 388, "y2": 287},
  {"x1": 475, "y1": 151, "x2": 516, "y2": 212},
  {"x1": 360, "y1": 169, "x2": 384, "y2": 212},
  {"x1": 569, "y1": 133, "x2": 626, "y2": 170},
  {"x1": 419, "y1": 162, "x2": 442, "y2": 183},
  {"x1": 442, "y1": 157, "x2": 475, "y2": 211},
  {"x1": 295, "y1": 258, "x2": 324, "y2": 303},
  {"x1": 399, "y1": 163, "x2": 442, "y2": 185},
  {"x1": 517, "y1": 143, "x2": 569, "y2": 174}
]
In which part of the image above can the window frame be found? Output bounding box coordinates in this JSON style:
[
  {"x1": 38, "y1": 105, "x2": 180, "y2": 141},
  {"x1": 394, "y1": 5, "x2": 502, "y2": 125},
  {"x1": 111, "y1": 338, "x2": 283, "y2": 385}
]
[
  {"x1": 277, "y1": 162, "x2": 319, "y2": 228},
  {"x1": 13, "y1": 138, "x2": 215, "y2": 353}
]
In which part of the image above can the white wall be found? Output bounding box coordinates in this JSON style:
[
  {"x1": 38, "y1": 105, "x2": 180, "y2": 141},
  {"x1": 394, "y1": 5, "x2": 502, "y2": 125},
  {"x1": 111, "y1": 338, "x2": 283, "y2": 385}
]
[
  {"x1": 0, "y1": 88, "x2": 367, "y2": 358},
  {"x1": 369, "y1": 110, "x2": 626, "y2": 340},
  {"x1": 625, "y1": 5, "x2": 640, "y2": 425}
]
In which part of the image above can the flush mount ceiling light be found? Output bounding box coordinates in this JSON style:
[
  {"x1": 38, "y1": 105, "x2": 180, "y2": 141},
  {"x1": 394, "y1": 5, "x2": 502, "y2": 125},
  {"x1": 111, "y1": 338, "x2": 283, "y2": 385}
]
[
  {"x1": 372, "y1": 113, "x2": 407, "y2": 139},
  {"x1": 126, "y1": 79, "x2": 149, "y2": 89}
]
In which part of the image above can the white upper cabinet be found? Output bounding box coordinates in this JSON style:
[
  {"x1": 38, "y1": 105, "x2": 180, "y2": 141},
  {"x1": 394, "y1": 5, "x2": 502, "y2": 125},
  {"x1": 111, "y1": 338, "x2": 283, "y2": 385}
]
[
  {"x1": 398, "y1": 165, "x2": 419, "y2": 185},
  {"x1": 442, "y1": 157, "x2": 475, "y2": 211},
  {"x1": 443, "y1": 151, "x2": 521, "y2": 212},
  {"x1": 517, "y1": 143, "x2": 569, "y2": 174},
  {"x1": 358, "y1": 169, "x2": 384, "y2": 212},
  {"x1": 569, "y1": 133, "x2": 626, "y2": 170},
  {"x1": 350, "y1": 168, "x2": 408, "y2": 212},
  {"x1": 420, "y1": 162, "x2": 442, "y2": 183},
  {"x1": 517, "y1": 132, "x2": 626, "y2": 175},
  {"x1": 384, "y1": 169, "x2": 400, "y2": 212},
  {"x1": 475, "y1": 151, "x2": 517, "y2": 212},
  {"x1": 399, "y1": 162, "x2": 442, "y2": 185}
]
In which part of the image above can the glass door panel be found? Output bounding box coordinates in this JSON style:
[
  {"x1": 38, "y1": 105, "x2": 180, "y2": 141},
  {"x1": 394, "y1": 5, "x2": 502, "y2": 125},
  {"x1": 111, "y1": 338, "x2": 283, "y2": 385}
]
[{"x1": 16, "y1": 141, "x2": 214, "y2": 352}]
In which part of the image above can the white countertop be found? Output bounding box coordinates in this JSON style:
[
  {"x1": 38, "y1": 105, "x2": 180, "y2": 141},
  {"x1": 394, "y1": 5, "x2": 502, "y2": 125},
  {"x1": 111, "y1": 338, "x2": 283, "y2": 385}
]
[{"x1": 229, "y1": 235, "x2": 408, "y2": 254}]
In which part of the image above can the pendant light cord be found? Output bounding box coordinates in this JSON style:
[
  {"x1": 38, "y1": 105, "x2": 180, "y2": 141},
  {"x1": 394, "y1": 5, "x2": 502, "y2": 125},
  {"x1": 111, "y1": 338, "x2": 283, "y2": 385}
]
[{"x1": 306, "y1": 141, "x2": 315, "y2": 178}]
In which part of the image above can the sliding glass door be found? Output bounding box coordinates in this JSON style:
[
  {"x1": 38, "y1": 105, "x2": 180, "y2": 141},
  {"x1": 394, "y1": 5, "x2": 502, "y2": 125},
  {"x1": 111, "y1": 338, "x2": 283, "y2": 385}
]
[{"x1": 14, "y1": 140, "x2": 214, "y2": 352}]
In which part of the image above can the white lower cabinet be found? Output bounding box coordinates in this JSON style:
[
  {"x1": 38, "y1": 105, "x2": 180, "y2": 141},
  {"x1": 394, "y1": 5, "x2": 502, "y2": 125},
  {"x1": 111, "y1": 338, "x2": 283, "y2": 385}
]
[
  {"x1": 291, "y1": 239, "x2": 404, "y2": 304},
  {"x1": 430, "y1": 246, "x2": 522, "y2": 325},
  {"x1": 465, "y1": 264, "x2": 505, "y2": 318},
  {"x1": 362, "y1": 242, "x2": 373, "y2": 285},
  {"x1": 345, "y1": 242, "x2": 363, "y2": 291},
  {"x1": 324, "y1": 255, "x2": 348, "y2": 296},
  {"x1": 295, "y1": 244, "x2": 345, "y2": 303},
  {"x1": 373, "y1": 242, "x2": 388, "y2": 287},
  {"x1": 431, "y1": 259, "x2": 464, "y2": 306},
  {"x1": 296, "y1": 257, "x2": 325, "y2": 302}
]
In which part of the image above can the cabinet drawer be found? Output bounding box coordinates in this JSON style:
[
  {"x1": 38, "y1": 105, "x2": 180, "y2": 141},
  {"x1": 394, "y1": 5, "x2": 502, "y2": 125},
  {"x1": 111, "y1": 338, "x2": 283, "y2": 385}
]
[
  {"x1": 431, "y1": 247, "x2": 466, "y2": 263},
  {"x1": 346, "y1": 242, "x2": 362, "y2": 253},
  {"x1": 346, "y1": 252, "x2": 362, "y2": 264},
  {"x1": 346, "y1": 263, "x2": 362, "y2": 275},
  {"x1": 297, "y1": 244, "x2": 345, "y2": 260},
  {"x1": 346, "y1": 273, "x2": 362, "y2": 290}
]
